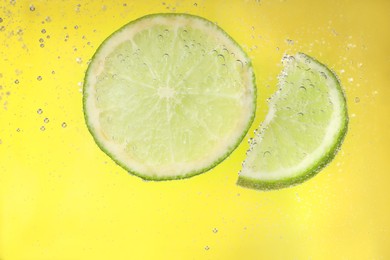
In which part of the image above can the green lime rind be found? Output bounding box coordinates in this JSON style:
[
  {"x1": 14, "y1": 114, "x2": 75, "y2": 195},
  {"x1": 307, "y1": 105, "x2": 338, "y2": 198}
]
[
  {"x1": 83, "y1": 13, "x2": 256, "y2": 181},
  {"x1": 237, "y1": 53, "x2": 348, "y2": 190}
]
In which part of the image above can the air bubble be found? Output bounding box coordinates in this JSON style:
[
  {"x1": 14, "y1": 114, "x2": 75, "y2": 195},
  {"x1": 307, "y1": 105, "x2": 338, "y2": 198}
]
[
  {"x1": 29, "y1": 5, "x2": 36, "y2": 11},
  {"x1": 76, "y1": 57, "x2": 82, "y2": 64},
  {"x1": 263, "y1": 151, "x2": 271, "y2": 157},
  {"x1": 40, "y1": 126, "x2": 45, "y2": 131},
  {"x1": 320, "y1": 71, "x2": 327, "y2": 79},
  {"x1": 236, "y1": 60, "x2": 244, "y2": 68},
  {"x1": 217, "y1": 54, "x2": 225, "y2": 64},
  {"x1": 61, "y1": 122, "x2": 67, "y2": 128},
  {"x1": 40, "y1": 43, "x2": 45, "y2": 48},
  {"x1": 44, "y1": 118, "x2": 49, "y2": 123},
  {"x1": 39, "y1": 38, "x2": 44, "y2": 43},
  {"x1": 41, "y1": 29, "x2": 46, "y2": 34},
  {"x1": 221, "y1": 48, "x2": 229, "y2": 55},
  {"x1": 286, "y1": 39, "x2": 294, "y2": 45},
  {"x1": 16, "y1": 128, "x2": 20, "y2": 132},
  {"x1": 37, "y1": 76, "x2": 42, "y2": 81},
  {"x1": 299, "y1": 86, "x2": 306, "y2": 91},
  {"x1": 0, "y1": 18, "x2": 3, "y2": 23},
  {"x1": 180, "y1": 29, "x2": 188, "y2": 39},
  {"x1": 297, "y1": 112, "x2": 304, "y2": 116},
  {"x1": 37, "y1": 108, "x2": 43, "y2": 114},
  {"x1": 212, "y1": 228, "x2": 218, "y2": 233},
  {"x1": 204, "y1": 246, "x2": 210, "y2": 251},
  {"x1": 15, "y1": 79, "x2": 19, "y2": 84},
  {"x1": 354, "y1": 97, "x2": 360, "y2": 103}
]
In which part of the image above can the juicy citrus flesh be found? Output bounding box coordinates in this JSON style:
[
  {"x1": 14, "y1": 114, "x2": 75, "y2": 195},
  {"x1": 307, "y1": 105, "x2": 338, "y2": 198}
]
[
  {"x1": 237, "y1": 53, "x2": 348, "y2": 190},
  {"x1": 83, "y1": 14, "x2": 256, "y2": 180}
]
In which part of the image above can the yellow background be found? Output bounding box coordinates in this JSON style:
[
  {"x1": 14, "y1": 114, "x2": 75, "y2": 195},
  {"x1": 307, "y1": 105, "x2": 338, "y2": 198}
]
[{"x1": 1, "y1": 0, "x2": 389, "y2": 259}]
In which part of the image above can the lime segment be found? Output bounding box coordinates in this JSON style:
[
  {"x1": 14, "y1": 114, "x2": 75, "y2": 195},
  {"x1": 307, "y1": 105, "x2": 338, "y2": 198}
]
[{"x1": 237, "y1": 53, "x2": 348, "y2": 190}]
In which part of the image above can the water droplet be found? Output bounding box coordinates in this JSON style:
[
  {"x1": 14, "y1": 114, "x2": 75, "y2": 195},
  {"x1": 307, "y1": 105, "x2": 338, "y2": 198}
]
[
  {"x1": 40, "y1": 126, "x2": 45, "y2": 131},
  {"x1": 41, "y1": 29, "x2": 46, "y2": 34},
  {"x1": 61, "y1": 122, "x2": 67, "y2": 128},
  {"x1": 263, "y1": 151, "x2": 271, "y2": 157},
  {"x1": 37, "y1": 76, "x2": 42, "y2": 81},
  {"x1": 299, "y1": 86, "x2": 306, "y2": 91},
  {"x1": 236, "y1": 60, "x2": 244, "y2": 68},
  {"x1": 44, "y1": 118, "x2": 49, "y2": 123},
  {"x1": 297, "y1": 112, "x2": 304, "y2": 116},
  {"x1": 320, "y1": 71, "x2": 327, "y2": 79},
  {"x1": 354, "y1": 97, "x2": 360, "y2": 103},
  {"x1": 29, "y1": 5, "x2": 36, "y2": 11},
  {"x1": 37, "y1": 108, "x2": 43, "y2": 114}
]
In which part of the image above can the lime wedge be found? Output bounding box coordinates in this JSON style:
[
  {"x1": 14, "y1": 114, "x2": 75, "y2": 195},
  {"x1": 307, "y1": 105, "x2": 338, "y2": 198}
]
[
  {"x1": 237, "y1": 53, "x2": 348, "y2": 190},
  {"x1": 83, "y1": 14, "x2": 256, "y2": 180}
]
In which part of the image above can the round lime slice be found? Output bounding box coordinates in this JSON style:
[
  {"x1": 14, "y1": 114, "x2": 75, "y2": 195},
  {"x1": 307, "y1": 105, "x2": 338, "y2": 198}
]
[
  {"x1": 237, "y1": 53, "x2": 348, "y2": 190},
  {"x1": 83, "y1": 14, "x2": 256, "y2": 180}
]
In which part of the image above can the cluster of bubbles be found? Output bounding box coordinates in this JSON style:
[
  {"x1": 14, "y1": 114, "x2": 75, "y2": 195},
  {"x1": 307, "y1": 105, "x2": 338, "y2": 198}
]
[{"x1": 36, "y1": 108, "x2": 67, "y2": 130}]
